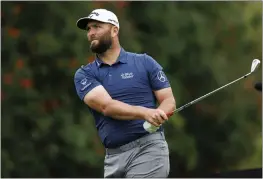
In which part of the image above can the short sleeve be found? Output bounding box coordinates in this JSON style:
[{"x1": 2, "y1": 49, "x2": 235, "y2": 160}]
[
  {"x1": 144, "y1": 54, "x2": 170, "y2": 90},
  {"x1": 74, "y1": 66, "x2": 101, "y2": 100}
]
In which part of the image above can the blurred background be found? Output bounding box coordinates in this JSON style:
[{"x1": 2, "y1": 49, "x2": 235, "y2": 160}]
[{"x1": 1, "y1": 1, "x2": 262, "y2": 178}]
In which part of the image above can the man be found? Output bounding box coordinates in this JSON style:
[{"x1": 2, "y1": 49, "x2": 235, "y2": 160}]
[{"x1": 74, "y1": 9, "x2": 176, "y2": 178}]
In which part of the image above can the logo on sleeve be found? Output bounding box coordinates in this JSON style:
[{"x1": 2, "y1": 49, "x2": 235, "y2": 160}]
[
  {"x1": 81, "y1": 78, "x2": 88, "y2": 85},
  {"x1": 80, "y1": 78, "x2": 92, "y2": 91},
  {"x1": 157, "y1": 71, "x2": 166, "y2": 82}
]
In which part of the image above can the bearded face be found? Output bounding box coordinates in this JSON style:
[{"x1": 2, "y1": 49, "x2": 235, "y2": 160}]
[
  {"x1": 87, "y1": 21, "x2": 113, "y2": 54},
  {"x1": 90, "y1": 29, "x2": 112, "y2": 54}
]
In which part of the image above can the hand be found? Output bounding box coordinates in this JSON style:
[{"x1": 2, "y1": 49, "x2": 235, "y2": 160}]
[
  {"x1": 166, "y1": 111, "x2": 174, "y2": 117},
  {"x1": 143, "y1": 108, "x2": 168, "y2": 127}
]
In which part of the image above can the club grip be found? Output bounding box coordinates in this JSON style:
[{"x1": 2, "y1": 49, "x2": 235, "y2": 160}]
[
  {"x1": 143, "y1": 121, "x2": 159, "y2": 133},
  {"x1": 143, "y1": 111, "x2": 174, "y2": 133}
]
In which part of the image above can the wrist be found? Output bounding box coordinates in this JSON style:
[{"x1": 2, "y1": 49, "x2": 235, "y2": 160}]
[{"x1": 134, "y1": 106, "x2": 147, "y2": 119}]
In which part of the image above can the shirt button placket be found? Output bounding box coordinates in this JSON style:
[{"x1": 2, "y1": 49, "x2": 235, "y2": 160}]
[{"x1": 108, "y1": 66, "x2": 113, "y2": 85}]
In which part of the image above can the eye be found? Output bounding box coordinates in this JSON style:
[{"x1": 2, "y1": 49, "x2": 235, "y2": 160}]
[
  {"x1": 95, "y1": 24, "x2": 102, "y2": 29},
  {"x1": 86, "y1": 26, "x2": 90, "y2": 31}
]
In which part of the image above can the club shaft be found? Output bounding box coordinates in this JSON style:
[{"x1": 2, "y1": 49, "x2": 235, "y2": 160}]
[{"x1": 173, "y1": 72, "x2": 252, "y2": 113}]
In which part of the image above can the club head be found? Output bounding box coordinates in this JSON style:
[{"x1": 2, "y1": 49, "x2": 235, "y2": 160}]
[{"x1": 251, "y1": 59, "x2": 261, "y2": 73}]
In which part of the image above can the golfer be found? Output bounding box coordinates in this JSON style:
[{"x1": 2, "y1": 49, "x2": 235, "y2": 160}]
[{"x1": 74, "y1": 9, "x2": 176, "y2": 178}]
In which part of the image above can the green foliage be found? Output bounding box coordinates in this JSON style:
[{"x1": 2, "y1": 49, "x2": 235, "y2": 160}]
[{"x1": 1, "y1": 1, "x2": 262, "y2": 177}]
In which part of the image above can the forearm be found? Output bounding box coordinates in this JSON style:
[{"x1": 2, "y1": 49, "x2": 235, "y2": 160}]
[
  {"x1": 102, "y1": 99, "x2": 146, "y2": 120},
  {"x1": 157, "y1": 97, "x2": 176, "y2": 115}
]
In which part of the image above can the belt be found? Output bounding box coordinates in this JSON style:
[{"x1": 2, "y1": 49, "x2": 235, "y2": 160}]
[{"x1": 105, "y1": 132, "x2": 166, "y2": 155}]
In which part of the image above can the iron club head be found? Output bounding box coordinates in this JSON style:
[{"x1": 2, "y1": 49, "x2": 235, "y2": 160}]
[{"x1": 251, "y1": 59, "x2": 261, "y2": 73}]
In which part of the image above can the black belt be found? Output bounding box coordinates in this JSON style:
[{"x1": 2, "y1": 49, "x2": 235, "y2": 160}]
[{"x1": 105, "y1": 132, "x2": 166, "y2": 155}]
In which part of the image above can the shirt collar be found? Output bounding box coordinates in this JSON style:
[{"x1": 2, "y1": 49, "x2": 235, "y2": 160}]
[{"x1": 95, "y1": 48, "x2": 127, "y2": 67}]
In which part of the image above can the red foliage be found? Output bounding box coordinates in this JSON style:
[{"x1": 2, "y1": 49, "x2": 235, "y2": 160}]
[
  {"x1": 1, "y1": 91, "x2": 5, "y2": 101},
  {"x1": 3, "y1": 73, "x2": 13, "y2": 85},
  {"x1": 41, "y1": 99, "x2": 60, "y2": 113},
  {"x1": 20, "y1": 78, "x2": 32, "y2": 89},
  {"x1": 116, "y1": 1, "x2": 129, "y2": 8}
]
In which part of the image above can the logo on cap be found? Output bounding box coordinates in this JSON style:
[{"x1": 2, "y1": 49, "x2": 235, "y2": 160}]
[
  {"x1": 108, "y1": 19, "x2": 119, "y2": 25},
  {"x1": 88, "y1": 12, "x2": 99, "y2": 18}
]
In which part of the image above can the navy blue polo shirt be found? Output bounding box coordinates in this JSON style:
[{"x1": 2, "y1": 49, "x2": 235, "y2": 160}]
[{"x1": 74, "y1": 48, "x2": 170, "y2": 148}]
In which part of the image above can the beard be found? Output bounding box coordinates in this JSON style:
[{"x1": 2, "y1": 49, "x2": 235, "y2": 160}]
[{"x1": 90, "y1": 31, "x2": 112, "y2": 54}]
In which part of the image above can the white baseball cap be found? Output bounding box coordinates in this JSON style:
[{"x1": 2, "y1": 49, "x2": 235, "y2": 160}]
[{"x1": 76, "y1": 9, "x2": 119, "y2": 30}]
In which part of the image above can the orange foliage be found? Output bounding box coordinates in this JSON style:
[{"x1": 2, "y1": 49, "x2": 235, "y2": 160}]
[
  {"x1": 8, "y1": 27, "x2": 20, "y2": 38},
  {"x1": 13, "y1": 5, "x2": 22, "y2": 15},
  {"x1": 88, "y1": 56, "x2": 95, "y2": 63},
  {"x1": 93, "y1": 1, "x2": 106, "y2": 8},
  {"x1": 243, "y1": 77, "x2": 254, "y2": 91},
  {"x1": 16, "y1": 58, "x2": 24, "y2": 69},
  {"x1": 69, "y1": 58, "x2": 79, "y2": 69}
]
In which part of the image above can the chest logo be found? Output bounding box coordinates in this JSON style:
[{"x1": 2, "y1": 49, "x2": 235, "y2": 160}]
[{"x1": 121, "y1": 72, "x2": 134, "y2": 79}]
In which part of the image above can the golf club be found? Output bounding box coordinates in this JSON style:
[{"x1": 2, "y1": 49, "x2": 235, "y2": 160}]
[{"x1": 143, "y1": 59, "x2": 261, "y2": 133}]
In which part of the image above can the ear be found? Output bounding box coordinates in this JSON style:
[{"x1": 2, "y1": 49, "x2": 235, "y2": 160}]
[{"x1": 111, "y1": 26, "x2": 119, "y2": 37}]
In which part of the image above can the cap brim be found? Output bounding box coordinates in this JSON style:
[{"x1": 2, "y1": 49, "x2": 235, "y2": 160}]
[
  {"x1": 76, "y1": 17, "x2": 91, "y2": 30},
  {"x1": 76, "y1": 17, "x2": 119, "y2": 30}
]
